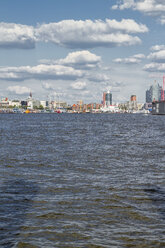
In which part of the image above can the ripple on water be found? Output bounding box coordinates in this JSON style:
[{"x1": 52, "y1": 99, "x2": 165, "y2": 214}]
[{"x1": 0, "y1": 114, "x2": 165, "y2": 247}]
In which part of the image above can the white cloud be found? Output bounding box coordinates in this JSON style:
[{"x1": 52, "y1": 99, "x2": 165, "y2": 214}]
[
  {"x1": 112, "y1": 0, "x2": 165, "y2": 23},
  {"x1": 133, "y1": 53, "x2": 145, "y2": 59},
  {"x1": 0, "y1": 50, "x2": 108, "y2": 84},
  {"x1": 58, "y1": 50, "x2": 101, "y2": 69},
  {"x1": 112, "y1": 0, "x2": 135, "y2": 10},
  {"x1": 87, "y1": 73, "x2": 111, "y2": 82},
  {"x1": 0, "y1": 23, "x2": 35, "y2": 49},
  {"x1": 150, "y1": 45, "x2": 165, "y2": 51},
  {"x1": 36, "y1": 19, "x2": 148, "y2": 48},
  {"x1": 0, "y1": 19, "x2": 148, "y2": 49},
  {"x1": 105, "y1": 18, "x2": 148, "y2": 33},
  {"x1": 71, "y1": 81, "x2": 87, "y2": 90},
  {"x1": 112, "y1": 0, "x2": 165, "y2": 15},
  {"x1": 144, "y1": 62, "x2": 165, "y2": 72},
  {"x1": 113, "y1": 53, "x2": 145, "y2": 64},
  {"x1": 7, "y1": 85, "x2": 31, "y2": 94},
  {"x1": 144, "y1": 45, "x2": 165, "y2": 72},
  {"x1": 148, "y1": 50, "x2": 165, "y2": 62},
  {"x1": 0, "y1": 64, "x2": 84, "y2": 81},
  {"x1": 40, "y1": 50, "x2": 101, "y2": 70}
]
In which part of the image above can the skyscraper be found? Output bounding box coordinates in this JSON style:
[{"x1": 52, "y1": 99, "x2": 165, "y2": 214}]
[
  {"x1": 103, "y1": 91, "x2": 112, "y2": 106},
  {"x1": 146, "y1": 81, "x2": 162, "y2": 103},
  {"x1": 146, "y1": 89, "x2": 152, "y2": 103}
]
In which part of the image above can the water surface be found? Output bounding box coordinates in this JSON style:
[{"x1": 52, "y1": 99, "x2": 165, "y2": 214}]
[{"x1": 0, "y1": 113, "x2": 165, "y2": 247}]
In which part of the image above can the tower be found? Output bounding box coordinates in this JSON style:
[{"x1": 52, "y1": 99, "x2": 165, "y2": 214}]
[{"x1": 103, "y1": 91, "x2": 112, "y2": 106}]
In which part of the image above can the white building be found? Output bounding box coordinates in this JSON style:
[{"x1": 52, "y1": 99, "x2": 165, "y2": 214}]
[
  {"x1": 27, "y1": 93, "x2": 40, "y2": 109},
  {"x1": 9, "y1": 100, "x2": 21, "y2": 108},
  {"x1": 40, "y1": 100, "x2": 49, "y2": 109}
]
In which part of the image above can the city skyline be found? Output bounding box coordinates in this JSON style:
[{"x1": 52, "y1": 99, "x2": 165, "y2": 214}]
[{"x1": 0, "y1": 0, "x2": 165, "y2": 103}]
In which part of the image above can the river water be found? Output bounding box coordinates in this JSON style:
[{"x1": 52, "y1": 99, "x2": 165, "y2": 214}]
[{"x1": 0, "y1": 113, "x2": 165, "y2": 248}]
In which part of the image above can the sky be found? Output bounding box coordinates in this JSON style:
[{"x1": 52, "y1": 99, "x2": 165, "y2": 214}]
[{"x1": 1, "y1": 0, "x2": 165, "y2": 104}]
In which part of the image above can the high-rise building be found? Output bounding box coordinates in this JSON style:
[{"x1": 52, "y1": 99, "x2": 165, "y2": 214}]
[
  {"x1": 103, "y1": 91, "x2": 112, "y2": 106},
  {"x1": 146, "y1": 81, "x2": 162, "y2": 103},
  {"x1": 146, "y1": 89, "x2": 152, "y2": 103},
  {"x1": 128, "y1": 95, "x2": 137, "y2": 110},
  {"x1": 130, "y1": 95, "x2": 136, "y2": 102}
]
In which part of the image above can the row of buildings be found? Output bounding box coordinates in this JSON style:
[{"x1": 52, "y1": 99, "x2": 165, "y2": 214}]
[
  {"x1": 0, "y1": 92, "x2": 145, "y2": 113},
  {"x1": 0, "y1": 93, "x2": 67, "y2": 110},
  {"x1": 0, "y1": 81, "x2": 163, "y2": 113}
]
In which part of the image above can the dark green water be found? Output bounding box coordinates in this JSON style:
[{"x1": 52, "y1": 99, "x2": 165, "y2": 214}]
[{"x1": 0, "y1": 113, "x2": 165, "y2": 248}]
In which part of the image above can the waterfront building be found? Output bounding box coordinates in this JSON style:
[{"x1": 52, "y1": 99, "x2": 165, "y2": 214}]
[
  {"x1": 146, "y1": 81, "x2": 162, "y2": 103},
  {"x1": 146, "y1": 89, "x2": 152, "y2": 103},
  {"x1": 103, "y1": 91, "x2": 112, "y2": 106},
  {"x1": 9, "y1": 100, "x2": 21, "y2": 108},
  {"x1": 51, "y1": 101, "x2": 67, "y2": 109},
  {"x1": 40, "y1": 100, "x2": 49, "y2": 109},
  {"x1": 27, "y1": 92, "x2": 40, "y2": 109},
  {"x1": 0, "y1": 98, "x2": 9, "y2": 108},
  {"x1": 130, "y1": 95, "x2": 136, "y2": 102},
  {"x1": 21, "y1": 101, "x2": 28, "y2": 108},
  {"x1": 144, "y1": 102, "x2": 152, "y2": 112},
  {"x1": 128, "y1": 95, "x2": 137, "y2": 111}
]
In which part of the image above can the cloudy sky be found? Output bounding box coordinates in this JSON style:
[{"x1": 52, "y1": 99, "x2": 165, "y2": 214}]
[{"x1": 1, "y1": 0, "x2": 165, "y2": 103}]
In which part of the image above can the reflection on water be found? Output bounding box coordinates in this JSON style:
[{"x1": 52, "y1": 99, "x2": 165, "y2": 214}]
[
  {"x1": 0, "y1": 179, "x2": 38, "y2": 247},
  {"x1": 0, "y1": 113, "x2": 165, "y2": 247},
  {"x1": 144, "y1": 185, "x2": 165, "y2": 220}
]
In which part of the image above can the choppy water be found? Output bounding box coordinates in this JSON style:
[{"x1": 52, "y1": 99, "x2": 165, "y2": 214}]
[{"x1": 0, "y1": 113, "x2": 165, "y2": 248}]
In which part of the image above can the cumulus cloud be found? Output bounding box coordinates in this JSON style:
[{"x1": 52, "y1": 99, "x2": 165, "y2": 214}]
[
  {"x1": 133, "y1": 53, "x2": 146, "y2": 59},
  {"x1": 148, "y1": 50, "x2": 165, "y2": 62},
  {"x1": 113, "y1": 53, "x2": 145, "y2": 64},
  {"x1": 112, "y1": 0, "x2": 165, "y2": 15},
  {"x1": 150, "y1": 45, "x2": 165, "y2": 51},
  {"x1": 144, "y1": 44, "x2": 165, "y2": 72},
  {"x1": 0, "y1": 64, "x2": 84, "y2": 81},
  {"x1": 71, "y1": 81, "x2": 87, "y2": 90},
  {"x1": 40, "y1": 50, "x2": 101, "y2": 70},
  {"x1": 0, "y1": 50, "x2": 105, "y2": 82},
  {"x1": 36, "y1": 19, "x2": 148, "y2": 48},
  {"x1": 87, "y1": 73, "x2": 111, "y2": 83},
  {"x1": 0, "y1": 23, "x2": 35, "y2": 49},
  {"x1": 0, "y1": 19, "x2": 148, "y2": 49},
  {"x1": 58, "y1": 50, "x2": 101, "y2": 69},
  {"x1": 144, "y1": 62, "x2": 165, "y2": 72},
  {"x1": 112, "y1": 0, "x2": 165, "y2": 23},
  {"x1": 7, "y1": 85, "x2": 31, "y2": 94}
]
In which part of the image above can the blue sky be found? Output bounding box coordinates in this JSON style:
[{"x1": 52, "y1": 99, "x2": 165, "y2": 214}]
[{"x1": 1, "y1": 0, "x2": 165, "y2": 103}]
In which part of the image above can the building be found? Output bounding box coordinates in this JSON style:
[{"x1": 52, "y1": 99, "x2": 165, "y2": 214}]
[
  {"x1": 0, "y1": 98, "x2": 9, "y2": 108},
  {"x1": 130, "y1": 95, "x2": 136, "y2": 101},
  {"x1": 146, "y1": 81, "x2": 162, "y2": 103},
  {"x1": 146, "y1": 89, "x2": 152, "y2": 103},
  {"x1": 103, "y1": 91, "x2": 112, "y2": 106},
  {"x1": 152, "y1": 101, "x2": 165, "y2": 115},
  {"x1": 40, "y1": 100, "x2": 49, "y2": 109},
  {"x1": 51, "y1": 101, "x2": 67, "y2": 109},
  {"x1": 27, "y1": 92, "x2": 40, "y2": 109},
  {"x1": 129, "y1": 95, "x2": 137, "y2": 111},
  {"x1": 144, "y1": 102, "x2": 152, "y2": 112},
  {"x1": 9, "y1": 100, "x2": 21, "y2": 108},
  {"x1": 21, "y1": 101, "x2": 28, "y2": 107}
]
